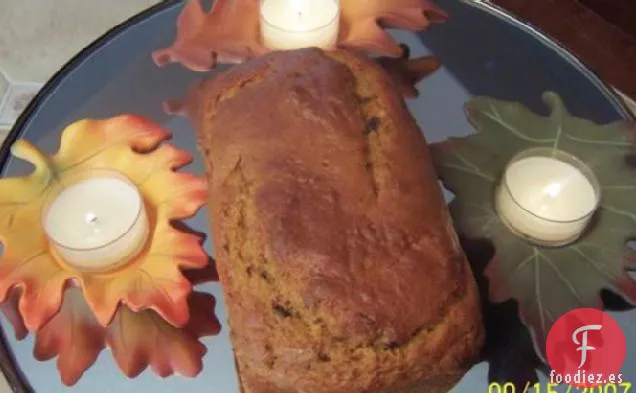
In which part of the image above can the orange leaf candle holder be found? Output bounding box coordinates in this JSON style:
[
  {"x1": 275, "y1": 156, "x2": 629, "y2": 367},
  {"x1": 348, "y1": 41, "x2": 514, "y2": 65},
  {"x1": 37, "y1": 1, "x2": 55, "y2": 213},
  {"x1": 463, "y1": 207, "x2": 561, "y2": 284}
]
[
  {"x1": 152, "y1": 0, "x2": 447, "y2": 72},
  {"x1": 0, "y1": 115, "x2": 209, "y2": 333},
  {"x1": 2, "y1": 267, "x2": 221, "y2": 387}
]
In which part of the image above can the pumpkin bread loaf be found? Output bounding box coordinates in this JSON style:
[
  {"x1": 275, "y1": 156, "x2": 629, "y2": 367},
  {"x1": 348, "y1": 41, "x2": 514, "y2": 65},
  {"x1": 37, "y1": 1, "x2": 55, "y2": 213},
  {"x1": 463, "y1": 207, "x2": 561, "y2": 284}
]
[{"x1": 192, "y1": 48, "x2": 484, "y2": 393}]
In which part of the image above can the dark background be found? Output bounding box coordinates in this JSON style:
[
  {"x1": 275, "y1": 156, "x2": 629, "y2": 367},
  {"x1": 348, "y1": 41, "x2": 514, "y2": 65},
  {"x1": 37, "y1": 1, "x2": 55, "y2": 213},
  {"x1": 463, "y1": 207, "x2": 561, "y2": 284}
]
[{"x1": 492, "y1": 0, "x2": 636, "y2": 100}]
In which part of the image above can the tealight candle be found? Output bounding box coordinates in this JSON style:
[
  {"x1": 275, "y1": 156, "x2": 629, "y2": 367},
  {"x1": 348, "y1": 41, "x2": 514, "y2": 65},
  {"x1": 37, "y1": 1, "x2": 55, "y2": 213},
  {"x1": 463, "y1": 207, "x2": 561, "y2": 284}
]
[
  {"x1": 495, "y1": 148, "x2": 601, "y2": 247},
  {"x1": 42, "y1": 169, "x2": 149, "y2": 271},
  {"x1": 260, "y1": 0, "x2": 340, "y2": 50}
]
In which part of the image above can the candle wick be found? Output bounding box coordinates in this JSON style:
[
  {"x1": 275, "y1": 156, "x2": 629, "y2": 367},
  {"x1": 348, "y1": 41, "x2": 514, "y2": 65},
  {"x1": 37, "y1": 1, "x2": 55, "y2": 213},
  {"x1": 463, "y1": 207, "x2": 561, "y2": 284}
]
[{"x1": 85, "y1": 212, "x2": 98, "y2": 224}]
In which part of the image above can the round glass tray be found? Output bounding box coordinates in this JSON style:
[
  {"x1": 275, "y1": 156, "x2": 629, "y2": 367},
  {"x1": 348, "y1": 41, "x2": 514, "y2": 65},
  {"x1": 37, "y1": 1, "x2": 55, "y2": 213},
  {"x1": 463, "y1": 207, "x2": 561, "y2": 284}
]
[{"x1": 0, "y1": 0, "x2": 634, "y2": 392}]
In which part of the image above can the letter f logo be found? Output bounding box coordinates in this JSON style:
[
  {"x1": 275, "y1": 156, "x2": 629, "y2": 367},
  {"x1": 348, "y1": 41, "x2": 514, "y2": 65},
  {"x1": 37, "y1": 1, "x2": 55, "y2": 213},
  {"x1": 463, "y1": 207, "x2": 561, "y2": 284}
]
[{"x1": 572, "y1": 324, "x2": 602, "y2": 369}]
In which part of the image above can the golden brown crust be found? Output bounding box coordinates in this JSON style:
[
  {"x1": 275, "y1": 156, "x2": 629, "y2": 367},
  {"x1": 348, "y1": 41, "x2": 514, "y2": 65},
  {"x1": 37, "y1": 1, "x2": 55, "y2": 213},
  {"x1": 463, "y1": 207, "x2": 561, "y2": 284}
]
[{"x1": 195, "y1": 48, "x2": 484, "y2": 393}]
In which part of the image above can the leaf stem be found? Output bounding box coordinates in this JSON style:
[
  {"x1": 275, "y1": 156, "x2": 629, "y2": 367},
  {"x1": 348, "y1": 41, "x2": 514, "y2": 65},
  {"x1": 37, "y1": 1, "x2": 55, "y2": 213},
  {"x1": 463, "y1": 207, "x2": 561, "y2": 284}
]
[{"x1": 9, "y1": 140, "x2": 59, "y2": 184}]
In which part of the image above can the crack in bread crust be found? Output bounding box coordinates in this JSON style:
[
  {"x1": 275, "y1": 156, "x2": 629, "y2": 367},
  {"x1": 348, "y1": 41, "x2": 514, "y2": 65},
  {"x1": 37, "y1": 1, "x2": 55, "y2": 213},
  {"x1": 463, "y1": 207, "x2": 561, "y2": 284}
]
[{"x1": 197, "y1": 48, "x2": 484, "y2": 393}]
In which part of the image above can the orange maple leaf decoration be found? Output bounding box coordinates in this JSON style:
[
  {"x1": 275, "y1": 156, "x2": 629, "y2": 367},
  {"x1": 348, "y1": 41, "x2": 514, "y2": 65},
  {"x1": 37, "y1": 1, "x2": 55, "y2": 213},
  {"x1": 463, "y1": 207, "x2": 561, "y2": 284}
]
[
  {"x1": 1, "y1": 285, "x2": 220, "y2": 386},
  {"x1": 338, "y1": 0, "x2": 447, "y2": 56},
  {"x1": 152, "y1": 0, "x2": 447, "y2": 71},
  {"x1": 0, "y1": 115, "x2": 209, "y2": 332}
]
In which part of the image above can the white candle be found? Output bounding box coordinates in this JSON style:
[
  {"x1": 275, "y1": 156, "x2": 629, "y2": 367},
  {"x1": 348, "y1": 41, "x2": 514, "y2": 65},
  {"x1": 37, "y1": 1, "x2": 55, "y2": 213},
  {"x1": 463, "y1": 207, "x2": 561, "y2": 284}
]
[
  {"x1": 495, "y1": 149, "x2": 600, "y2": 246},
  {"x1": 260, "y1": 0, "x2": 340, "y2": 50},
  {"x1": 43, "y1": 171, "x2": 149, "y2": 271}
]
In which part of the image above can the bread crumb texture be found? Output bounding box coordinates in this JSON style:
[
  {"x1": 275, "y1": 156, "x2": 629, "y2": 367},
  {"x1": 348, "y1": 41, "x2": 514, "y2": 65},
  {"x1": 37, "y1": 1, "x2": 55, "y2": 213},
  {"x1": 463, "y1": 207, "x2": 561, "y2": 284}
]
[{"x1": 196, "y1": 48, "x2": 484, "y2": 393}]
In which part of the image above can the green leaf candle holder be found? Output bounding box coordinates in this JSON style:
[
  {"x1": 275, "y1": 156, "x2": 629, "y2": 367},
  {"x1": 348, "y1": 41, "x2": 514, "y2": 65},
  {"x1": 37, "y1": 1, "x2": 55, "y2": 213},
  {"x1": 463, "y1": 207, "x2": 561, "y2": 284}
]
[{"x1": 430, "y1": 91, "x2": 636, "y2": 362}]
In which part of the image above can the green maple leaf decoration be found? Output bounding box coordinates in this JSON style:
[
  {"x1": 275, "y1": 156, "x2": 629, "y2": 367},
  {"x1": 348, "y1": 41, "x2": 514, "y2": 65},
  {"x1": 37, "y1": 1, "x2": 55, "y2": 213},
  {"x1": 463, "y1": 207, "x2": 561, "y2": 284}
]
[{"x1": 429, "y1": 91, "x2": 636, "y2": 361}]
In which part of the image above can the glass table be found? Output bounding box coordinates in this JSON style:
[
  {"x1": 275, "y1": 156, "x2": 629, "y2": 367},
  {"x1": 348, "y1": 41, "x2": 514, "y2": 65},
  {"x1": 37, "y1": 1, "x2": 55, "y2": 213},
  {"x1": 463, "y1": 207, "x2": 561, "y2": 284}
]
[{"x1": 0, "y1": 0, "x2": 634, "y2": 392}]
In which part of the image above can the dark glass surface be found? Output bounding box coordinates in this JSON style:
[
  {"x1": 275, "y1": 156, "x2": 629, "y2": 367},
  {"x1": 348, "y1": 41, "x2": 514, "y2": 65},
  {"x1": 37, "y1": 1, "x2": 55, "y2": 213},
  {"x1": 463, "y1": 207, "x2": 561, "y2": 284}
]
[{"x1": 0, "y1": 0, "x2": 633, "y2": 392}]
